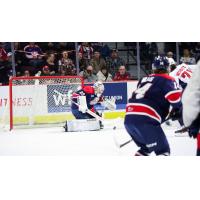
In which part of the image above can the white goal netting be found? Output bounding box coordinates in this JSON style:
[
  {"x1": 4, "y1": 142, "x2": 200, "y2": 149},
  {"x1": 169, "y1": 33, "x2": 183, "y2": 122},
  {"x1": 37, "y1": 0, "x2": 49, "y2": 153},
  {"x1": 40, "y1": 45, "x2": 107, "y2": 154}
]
[{"x1": 0, "y1": 76, "x2": 83, "y2": 130}]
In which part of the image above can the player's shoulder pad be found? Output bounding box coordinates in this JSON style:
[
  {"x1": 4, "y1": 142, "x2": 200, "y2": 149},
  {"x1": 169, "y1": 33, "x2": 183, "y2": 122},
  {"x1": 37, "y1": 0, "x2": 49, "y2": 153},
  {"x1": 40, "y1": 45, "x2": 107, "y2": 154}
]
[
  {"x1": 150, "y1": 73, "x2": 175, "y2": 81},
  {"x1": 83, "y1": 86, "x2": 95, "y2": 94}
]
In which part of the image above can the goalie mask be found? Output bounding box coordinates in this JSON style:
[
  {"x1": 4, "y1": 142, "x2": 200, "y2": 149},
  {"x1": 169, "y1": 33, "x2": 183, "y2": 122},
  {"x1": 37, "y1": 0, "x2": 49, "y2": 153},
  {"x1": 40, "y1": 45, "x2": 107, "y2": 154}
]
[{"x1": 93, "y1": 81, "x2": 104, "y2": 97}]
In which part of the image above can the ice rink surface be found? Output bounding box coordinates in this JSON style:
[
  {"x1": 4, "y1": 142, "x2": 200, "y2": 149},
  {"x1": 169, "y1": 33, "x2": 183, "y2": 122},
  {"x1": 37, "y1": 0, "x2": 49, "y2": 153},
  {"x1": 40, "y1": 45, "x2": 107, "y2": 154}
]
[{"x1": 0, "y1": 119, "x2": 196, "y2": 156}]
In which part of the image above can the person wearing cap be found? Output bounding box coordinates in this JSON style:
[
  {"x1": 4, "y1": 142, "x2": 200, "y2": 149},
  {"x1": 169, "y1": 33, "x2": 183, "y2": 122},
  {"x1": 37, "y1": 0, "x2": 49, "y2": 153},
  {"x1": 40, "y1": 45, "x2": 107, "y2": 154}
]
[
  {"x1": 40, "y1": 65, "x2": 54, "y2": 76},
  {"x1": 106, "y1": 49, "x2": 125, "y2": 76}
]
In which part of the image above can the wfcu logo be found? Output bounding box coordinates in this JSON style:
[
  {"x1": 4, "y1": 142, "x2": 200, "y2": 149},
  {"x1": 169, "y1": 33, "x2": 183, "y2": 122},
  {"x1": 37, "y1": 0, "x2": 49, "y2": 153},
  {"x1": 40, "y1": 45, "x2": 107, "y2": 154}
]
[
  {"x1": 47, "y1": 85, "x2": 72, "y2": 113},
  {"x1": 53, "y1": 90, "x2": 67, "y2": 106}
]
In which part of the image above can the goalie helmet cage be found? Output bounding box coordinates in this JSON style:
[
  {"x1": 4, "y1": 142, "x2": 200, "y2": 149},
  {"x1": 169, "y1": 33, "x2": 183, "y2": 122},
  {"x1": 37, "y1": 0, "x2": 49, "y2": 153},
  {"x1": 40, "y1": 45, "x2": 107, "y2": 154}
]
[{"x1": 8, "y1": 76, "x2": 84, "y2": 131}]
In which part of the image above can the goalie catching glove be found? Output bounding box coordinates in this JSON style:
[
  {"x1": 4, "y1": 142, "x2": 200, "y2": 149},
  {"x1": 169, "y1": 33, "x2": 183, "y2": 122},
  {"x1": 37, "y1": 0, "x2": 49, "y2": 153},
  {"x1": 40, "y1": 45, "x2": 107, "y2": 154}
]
[
  {"x1": 101, "y1": 97, "x2": 116, "y2": 111},
  {"x1": 168, "y1": 107, "x2": 182, "y2": 121}
]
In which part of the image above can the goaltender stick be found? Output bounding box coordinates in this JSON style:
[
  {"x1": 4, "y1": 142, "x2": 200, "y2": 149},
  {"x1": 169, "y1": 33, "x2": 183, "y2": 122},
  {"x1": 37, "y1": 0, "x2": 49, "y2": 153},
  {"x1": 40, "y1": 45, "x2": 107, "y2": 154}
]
[{"x1": 64, "y1": 81, "x2": 116, "y2": 132}]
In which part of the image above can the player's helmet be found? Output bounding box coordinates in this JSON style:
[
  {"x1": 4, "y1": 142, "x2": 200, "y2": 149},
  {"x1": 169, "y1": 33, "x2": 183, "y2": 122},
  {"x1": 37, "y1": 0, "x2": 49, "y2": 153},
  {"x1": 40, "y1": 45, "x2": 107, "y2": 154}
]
[
  {"x1": 94, "y1": 81, "x2": 104, "y2": 97},
  {"x1": 152, "y1": 56, "x2": 169, "y2": 71}
]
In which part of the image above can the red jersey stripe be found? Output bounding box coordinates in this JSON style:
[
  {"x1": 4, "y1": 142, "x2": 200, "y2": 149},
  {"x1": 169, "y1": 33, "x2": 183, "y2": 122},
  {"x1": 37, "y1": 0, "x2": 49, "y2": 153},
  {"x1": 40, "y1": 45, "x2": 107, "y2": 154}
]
[
  {"x1": 165, "y1": 90, "x2": 182, "y2": 103},
  {"x1": 126, "y1": 103, "x2": 161, "y2": 123}
]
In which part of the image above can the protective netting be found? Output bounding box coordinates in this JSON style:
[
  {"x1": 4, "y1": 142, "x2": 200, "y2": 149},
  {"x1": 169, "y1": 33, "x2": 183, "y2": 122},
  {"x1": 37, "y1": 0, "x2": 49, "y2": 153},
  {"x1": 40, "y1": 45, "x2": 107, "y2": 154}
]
[{"x1": 1, "y1": 76, "x2": 83, "y2": 130}]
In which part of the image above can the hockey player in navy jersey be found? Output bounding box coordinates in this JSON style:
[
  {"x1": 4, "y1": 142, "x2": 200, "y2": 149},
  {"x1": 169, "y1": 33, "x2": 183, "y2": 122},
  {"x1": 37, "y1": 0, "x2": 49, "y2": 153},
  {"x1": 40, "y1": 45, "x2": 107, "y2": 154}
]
[
  {"x1": 71, "y1": 81, "x2": 105, "y2": 120},
  {"x1": 124, "y1": 56, "x2": 182, "y2": 156},
  {"x1": 64, "y1": 81, "x2": 116, "y2": 132}
]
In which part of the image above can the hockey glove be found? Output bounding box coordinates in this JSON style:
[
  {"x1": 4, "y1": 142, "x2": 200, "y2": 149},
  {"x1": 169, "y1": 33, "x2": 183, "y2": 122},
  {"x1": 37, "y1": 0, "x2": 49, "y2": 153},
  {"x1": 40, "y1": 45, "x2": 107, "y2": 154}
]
[
  {"x1": 169, "y1": 108, "x2": 182, "y2": 121},
  {"x1": 188, "y1": 127, "x2": 199, "y2": 138},
  {"x1": 101, "y1": 97, "x2": 116, "y2": 111}
]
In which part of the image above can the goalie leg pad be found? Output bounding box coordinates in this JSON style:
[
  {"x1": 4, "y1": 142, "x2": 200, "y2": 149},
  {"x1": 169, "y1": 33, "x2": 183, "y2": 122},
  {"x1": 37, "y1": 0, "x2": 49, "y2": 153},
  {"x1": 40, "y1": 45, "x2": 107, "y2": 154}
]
[{"x1": 65, "y1": 119, "x2": 100, "y2": 132}]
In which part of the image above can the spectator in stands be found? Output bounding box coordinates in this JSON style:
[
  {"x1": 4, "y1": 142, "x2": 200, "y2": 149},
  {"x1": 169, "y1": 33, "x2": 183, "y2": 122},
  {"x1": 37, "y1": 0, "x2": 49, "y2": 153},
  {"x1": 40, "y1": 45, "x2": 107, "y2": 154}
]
[
  {"x1": 91, "y1": 42, "x2": 103, "y2": 52},
  {"x1": 23, "y1": 70, "x2": 30, "y2": 77},
  {"x1": 18, "y1": 70, "x2": 31, "y2": 85},
  {"x1": 14, "y1": 42, "x2": 25, "y2": 74},
  {"x1": 78, "y1": 42, "x2": 94, "y2": 65},
  {"x1": 45, "y1": 53, "x2": 57, "y2": 74},
  {"x1": 0, "y1": 43, "x2": 8, "y2": 63},
  {"x1": 166, "y1": 51, "x2": 174, "y2": 59},
  {"x1": 180, "y1": 48, "x2": 196, "y2": 65},
  {"x1": 90, "y1": 51, "x2": 106, "y2": 74},
  {"x1": 191, "y1": 42, "x2": 200, "y2": 61},
  {"x1": 100, "y1": 43, "x2": 111, "y2": 59},
  {"x1": 40, "y1": 65, "x2": 54, "y2": 76},
  {"x1": 106, "y1": 49, "x2": 125, "y2": 76},
  {"x1": 78, "y1": 52, "x2": 87, "y2": 71},
  {"x1": 58, "y1": 50, "x2": 75, "y2": 75},
  {"x1": 166, "y1": 51, "x2": 176, "y2": 67},
  {"x1": 58, "y1": 69, "x2": 68, "y2": 76},
  {"x1": 79, "y1": 65, "x2": 97, "y2": 83},
  {"x1": 24, "y1": 42, "x2": 44, "y2": 67},
  {"x1": 113, "y1": 65, "x2": 131, "y2": 81},
  {"x1": 58, "y1": 51, "x2": 74, "y2": 67},
  {"x1": 0, "y1": 43, "x2": 10, "y2": 85},
  {"x1": 97, "y1": 66, "x2": 113, "y2": 82},
  {"x1": 0, "y1": 42, "x2": 11, "y2": 52}
]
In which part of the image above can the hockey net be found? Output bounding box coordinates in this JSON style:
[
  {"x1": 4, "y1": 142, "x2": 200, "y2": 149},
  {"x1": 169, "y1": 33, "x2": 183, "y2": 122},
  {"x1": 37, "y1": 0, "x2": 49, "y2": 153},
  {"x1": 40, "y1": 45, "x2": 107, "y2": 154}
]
[{"x1": 0, "y1": 76, "x2": 83, "y2": 131}]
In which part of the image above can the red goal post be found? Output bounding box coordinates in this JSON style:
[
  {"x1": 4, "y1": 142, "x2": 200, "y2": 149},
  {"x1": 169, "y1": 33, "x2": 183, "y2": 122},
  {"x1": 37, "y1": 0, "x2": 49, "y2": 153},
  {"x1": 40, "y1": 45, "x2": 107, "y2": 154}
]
[{"x1": 8, "y1": 75, "x2": 84, "y2": 130}]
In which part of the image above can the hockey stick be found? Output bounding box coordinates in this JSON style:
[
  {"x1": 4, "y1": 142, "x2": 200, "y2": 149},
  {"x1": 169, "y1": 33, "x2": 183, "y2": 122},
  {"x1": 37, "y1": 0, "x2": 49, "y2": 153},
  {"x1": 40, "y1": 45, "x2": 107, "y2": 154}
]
[
  {"x1": 174, "y1": 126, "x2": 188, "y2": 133},
  {"x1": 113, "y1": 136, "x2": 133, "y2": 148},
  {"x1": 70, "y1": 99, "x2": 104, "y2": 121},
  {"x1": 114, "y1": 115, "x2": 173, "y2": 149}
]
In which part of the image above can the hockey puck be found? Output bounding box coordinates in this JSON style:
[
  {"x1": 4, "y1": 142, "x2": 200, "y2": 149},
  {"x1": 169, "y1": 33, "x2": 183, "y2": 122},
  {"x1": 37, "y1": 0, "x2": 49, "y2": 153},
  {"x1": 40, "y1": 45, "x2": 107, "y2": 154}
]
[{"x1": 113, "y1": 126, "x2": 116, "y2": 130}]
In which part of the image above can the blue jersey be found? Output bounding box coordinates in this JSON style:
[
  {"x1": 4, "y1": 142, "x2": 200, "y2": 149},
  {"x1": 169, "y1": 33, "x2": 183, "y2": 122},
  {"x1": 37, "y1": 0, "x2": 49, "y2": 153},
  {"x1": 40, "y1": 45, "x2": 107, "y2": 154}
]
[
  {"x1": 126, "y1": 74, "x2": 182, "y2": 123},
  {"x1": 72, "y1": 86, "x2": 102, "y2": 112}
]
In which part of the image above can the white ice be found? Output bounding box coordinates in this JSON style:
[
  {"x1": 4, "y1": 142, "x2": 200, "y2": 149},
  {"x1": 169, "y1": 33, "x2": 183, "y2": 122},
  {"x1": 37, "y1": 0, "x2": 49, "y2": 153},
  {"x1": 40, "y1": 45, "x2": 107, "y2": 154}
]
[{"x1": 0, "y1": 119, "x2": 196, "y2": 156}]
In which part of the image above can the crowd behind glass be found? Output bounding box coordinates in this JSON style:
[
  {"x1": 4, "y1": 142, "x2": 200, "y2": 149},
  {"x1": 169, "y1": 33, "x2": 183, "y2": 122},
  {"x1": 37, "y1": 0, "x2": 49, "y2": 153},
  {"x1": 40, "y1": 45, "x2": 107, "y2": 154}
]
[{"x1": 0, "y1": 42, "x2": 199, "y2": 85}]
